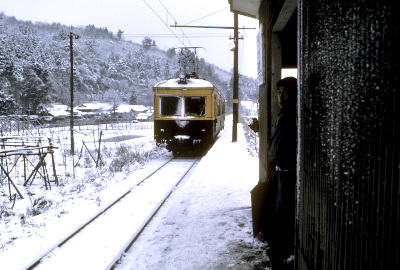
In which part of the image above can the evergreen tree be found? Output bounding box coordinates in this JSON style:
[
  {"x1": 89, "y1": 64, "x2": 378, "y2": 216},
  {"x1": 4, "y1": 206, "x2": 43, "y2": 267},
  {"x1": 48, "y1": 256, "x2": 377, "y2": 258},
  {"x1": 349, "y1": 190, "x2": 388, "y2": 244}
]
[
  {"x1": 153, "y1": 59, "x2": 161, "y2": 77},
  {"x1": 166, "y1": 48, "x2": 176, "y2": 58},
  {"x1": 117, "y1": 29, "x2": 124, "y2": 41},
  {"x1": 0, "y1": 90, "x2": 17, "y2": 115},
  {"x1": 129, "y1": 92, "x2": 137, "y2": 105},
  {"x1": 14, "y1": 74, "x2": 49, "y2": 114},
  {"x1": 142, "y1": 37, "x2": 153, "y2": 50},
  {"x1": 164, "y1": 60, "x2": 171, "y2": 78}
]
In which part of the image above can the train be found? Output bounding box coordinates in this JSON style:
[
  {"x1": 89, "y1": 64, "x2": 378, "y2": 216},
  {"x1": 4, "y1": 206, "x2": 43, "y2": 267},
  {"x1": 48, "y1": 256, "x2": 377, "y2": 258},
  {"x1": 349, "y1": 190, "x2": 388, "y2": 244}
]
[{"x1": 153, "y1": 72, "x2": 225, "y2": 156}]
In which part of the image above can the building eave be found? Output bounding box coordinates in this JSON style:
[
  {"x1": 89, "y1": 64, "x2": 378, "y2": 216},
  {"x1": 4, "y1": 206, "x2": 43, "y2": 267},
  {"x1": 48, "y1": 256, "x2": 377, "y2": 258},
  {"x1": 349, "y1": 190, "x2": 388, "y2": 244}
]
[{"x1": 229, "y1": 0, "x2": 261, "y2": 19}]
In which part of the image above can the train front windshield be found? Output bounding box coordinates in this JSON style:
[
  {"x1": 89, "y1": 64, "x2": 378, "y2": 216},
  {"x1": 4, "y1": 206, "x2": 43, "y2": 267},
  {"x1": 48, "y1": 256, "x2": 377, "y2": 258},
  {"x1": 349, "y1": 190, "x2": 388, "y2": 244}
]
[
  {"x1": 161, "y1": 96, "x2": 206, "y2": 117},
  {"x1": 185, "y1": 97, "x2": 206, "y2": 116},
  {"x1": 161, "y1": 96, "x2": 182, "y2": 116}
]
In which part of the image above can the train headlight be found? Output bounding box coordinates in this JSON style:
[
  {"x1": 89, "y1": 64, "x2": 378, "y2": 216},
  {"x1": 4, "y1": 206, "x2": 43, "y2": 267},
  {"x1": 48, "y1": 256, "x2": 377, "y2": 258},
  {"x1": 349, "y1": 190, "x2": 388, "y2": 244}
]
[
  {"x1": 201, "y1": 129, "x2": 206, "y2": 132},
  {"x1": 160, "y1": 129, "x2": 164, "y2": 132}
]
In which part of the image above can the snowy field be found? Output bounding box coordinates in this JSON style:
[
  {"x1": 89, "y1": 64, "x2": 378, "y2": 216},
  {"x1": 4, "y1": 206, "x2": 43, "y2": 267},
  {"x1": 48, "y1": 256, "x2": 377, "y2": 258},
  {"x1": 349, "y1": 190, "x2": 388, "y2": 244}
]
[
  {"x1": 0, "y1": 116, "x2": 269, "y2": 269},
  {"x1": 0, "y1": 122, "x2": 167, "y2": 254}
]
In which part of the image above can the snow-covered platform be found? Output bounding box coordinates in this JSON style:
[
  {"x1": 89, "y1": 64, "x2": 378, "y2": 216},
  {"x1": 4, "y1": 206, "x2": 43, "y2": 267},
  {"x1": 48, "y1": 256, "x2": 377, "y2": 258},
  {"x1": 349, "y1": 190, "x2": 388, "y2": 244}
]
[{"x1": 116, "y1": 118, "x2": 264, "y2": 269}]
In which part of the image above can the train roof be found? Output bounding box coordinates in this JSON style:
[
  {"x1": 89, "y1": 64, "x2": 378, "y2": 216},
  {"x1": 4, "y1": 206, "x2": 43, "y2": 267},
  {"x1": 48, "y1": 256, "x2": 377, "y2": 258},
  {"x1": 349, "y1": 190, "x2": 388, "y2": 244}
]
[{"x1": 153, "y1": 78, "x2": 214, "y2": 90}]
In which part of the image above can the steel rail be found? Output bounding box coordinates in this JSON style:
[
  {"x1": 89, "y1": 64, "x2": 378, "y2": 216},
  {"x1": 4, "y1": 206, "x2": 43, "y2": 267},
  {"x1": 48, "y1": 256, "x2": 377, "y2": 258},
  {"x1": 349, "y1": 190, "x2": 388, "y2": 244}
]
[
  {"x1": 24, "y1": 156, "x2": 183, "y2": 270},
  {"x1": 106, "y1": 157, "x2": 199, "y2": 269}
]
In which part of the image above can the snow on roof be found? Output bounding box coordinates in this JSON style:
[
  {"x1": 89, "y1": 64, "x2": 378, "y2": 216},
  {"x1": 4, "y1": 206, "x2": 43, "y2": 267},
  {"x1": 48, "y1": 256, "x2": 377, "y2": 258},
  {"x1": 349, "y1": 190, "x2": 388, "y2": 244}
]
[
  {"x1": 47, "y1": 104, "x2": 69, "y2": 116},
  {"x1": 116, "y1": 104, "x2": 147, "y2": 113},
  {"x1": 79, "y1": 103, "x2": 113, "y2": 111},
  {"x1": 77, "y1": 103, "x2": 101, "y2": 110},
  {"x1": 47, "y1": 103, "x2": 148, "y2": 116},
  {"x1": 154, "y1": 78, "x2": 214, "y2": 89}
]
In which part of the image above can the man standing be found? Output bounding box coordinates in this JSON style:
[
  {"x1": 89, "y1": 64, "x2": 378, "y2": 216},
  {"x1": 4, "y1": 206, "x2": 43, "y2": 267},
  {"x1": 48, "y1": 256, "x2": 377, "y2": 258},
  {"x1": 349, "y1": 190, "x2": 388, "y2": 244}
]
[{"x1": 267, "y1": 77, "x2": 297, "y2": 269}]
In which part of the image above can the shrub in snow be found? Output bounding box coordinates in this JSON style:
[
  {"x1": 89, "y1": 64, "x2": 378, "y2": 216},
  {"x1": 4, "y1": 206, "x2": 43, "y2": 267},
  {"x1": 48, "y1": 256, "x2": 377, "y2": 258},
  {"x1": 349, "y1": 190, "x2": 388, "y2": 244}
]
[
  {"x1": 109, "y1": 144, "x2": 138, "y2": 172},
  {"x1": 0, "y1": 199, "x2": 15, "y2": 219},
  {"x1": 109, "y1": 142, "x2": 163, "y2": 172},
  {"x1": 29, "y1": 196, "x2": 53, "y2": 216}
]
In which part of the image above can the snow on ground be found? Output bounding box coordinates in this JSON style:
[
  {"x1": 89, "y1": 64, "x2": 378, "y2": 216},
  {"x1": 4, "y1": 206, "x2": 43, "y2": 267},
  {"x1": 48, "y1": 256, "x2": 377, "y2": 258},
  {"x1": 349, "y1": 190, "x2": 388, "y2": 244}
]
[
  {"x1": 0, "y1": 123, "x2": 167, "y2": 258},
  {"x1": 0, "y1": 117, "x2": 270, "y2": 269},
  {"x1": 115, "y1": 117, "x2": 270, "y2": 270}
]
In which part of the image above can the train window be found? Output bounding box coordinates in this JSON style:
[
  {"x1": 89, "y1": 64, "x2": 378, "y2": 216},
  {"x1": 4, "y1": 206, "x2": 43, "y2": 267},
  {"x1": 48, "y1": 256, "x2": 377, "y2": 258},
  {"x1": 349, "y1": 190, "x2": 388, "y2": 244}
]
[
  {"x1": 161, "y1": 96, "x2": 182, "y2": 116},
  {"x1": 185, "y1": 96, "x2": 206, "y2": 116}
]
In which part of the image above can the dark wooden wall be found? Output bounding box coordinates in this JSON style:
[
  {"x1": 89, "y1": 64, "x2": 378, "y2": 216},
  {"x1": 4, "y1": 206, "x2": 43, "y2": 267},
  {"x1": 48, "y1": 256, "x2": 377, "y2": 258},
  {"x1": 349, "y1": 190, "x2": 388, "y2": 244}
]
[{"x1": 297, "y1": 1, "x2": 399, "y2": 269}]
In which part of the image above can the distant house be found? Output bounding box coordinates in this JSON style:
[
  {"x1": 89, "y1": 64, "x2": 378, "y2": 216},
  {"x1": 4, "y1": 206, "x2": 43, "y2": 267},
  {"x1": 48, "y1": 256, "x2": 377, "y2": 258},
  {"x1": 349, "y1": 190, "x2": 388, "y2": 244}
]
[
  {"x1": 74, "y1": 103, "x2": 105, "y2": 118},
  {"x1": 47, "y1": 103, "x2": 150, "y2": 121},
  {"x1": 115, "y1": 104, "x2": 148, "y2": 119},
  {"x1": 47, "y1": 104, "x2": 70, "y2": 118},
  {"x1": 76, "y1": 103, "x2": 101, "y2": 113},
  {"x1": 47, "y1": 103, "x2": 112, "y2": 120}
]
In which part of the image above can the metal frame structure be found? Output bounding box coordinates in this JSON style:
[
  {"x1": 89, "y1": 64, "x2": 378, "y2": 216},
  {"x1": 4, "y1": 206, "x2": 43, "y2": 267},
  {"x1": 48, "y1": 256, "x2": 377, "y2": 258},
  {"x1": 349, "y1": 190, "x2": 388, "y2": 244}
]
[{"x1": 0, "y1": 136, "x2": 59, "y2": 203}]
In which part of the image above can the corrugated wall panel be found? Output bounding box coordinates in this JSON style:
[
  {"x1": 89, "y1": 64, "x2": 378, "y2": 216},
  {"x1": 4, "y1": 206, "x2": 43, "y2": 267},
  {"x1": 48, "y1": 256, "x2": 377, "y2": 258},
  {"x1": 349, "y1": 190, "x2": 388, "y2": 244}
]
[{"x1": 297, "y1": 1, "x2": 399, "y2": 269}]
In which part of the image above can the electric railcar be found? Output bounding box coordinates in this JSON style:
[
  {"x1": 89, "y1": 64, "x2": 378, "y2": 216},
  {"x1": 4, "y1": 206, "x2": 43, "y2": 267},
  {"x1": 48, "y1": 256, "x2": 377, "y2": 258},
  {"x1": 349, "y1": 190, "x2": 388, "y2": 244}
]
[{"x1": 153, "y1": 73, "x2": 225, "y2": 156}]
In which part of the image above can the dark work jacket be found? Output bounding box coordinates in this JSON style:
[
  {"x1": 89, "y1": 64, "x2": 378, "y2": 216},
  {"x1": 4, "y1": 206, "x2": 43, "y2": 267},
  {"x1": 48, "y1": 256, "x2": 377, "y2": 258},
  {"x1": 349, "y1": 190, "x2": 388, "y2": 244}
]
[
  {"x1": 266, "y1": 107, "x2": 297, "y2": 265},
  {"x1": 270, "y1": 107, "x2": 297, "y2": 170}
]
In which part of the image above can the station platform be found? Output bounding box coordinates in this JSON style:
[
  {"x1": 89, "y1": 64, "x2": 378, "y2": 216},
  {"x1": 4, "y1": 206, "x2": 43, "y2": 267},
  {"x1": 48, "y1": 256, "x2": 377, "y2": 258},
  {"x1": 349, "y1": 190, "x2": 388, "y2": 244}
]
[{"x1": 116, "y1": 118, "x2": 268, "y2": 269}]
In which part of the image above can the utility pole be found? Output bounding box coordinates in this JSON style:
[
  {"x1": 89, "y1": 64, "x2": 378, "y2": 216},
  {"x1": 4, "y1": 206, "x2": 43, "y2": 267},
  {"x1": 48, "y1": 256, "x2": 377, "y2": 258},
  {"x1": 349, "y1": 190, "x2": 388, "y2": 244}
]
[
  {"x1": 232, "y1": 12, "x2": 239, "y2": 142},
  {"x1": 69, "y1": 32, "x2": 80, "y2": 155}
]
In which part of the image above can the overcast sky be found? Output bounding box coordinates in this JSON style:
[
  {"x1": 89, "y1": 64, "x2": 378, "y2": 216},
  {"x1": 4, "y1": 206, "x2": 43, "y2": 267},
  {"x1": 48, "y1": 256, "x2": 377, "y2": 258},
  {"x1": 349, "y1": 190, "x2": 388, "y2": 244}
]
[{"x1": 1, "y1": 0, "x2": 259, "y2": 78}]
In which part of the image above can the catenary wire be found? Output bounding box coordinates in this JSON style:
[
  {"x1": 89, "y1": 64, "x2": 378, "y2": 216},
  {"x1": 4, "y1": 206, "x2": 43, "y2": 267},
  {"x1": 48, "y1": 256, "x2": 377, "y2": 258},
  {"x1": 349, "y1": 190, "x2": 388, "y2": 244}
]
[
  {"x1": 157, "y1": 0, "x2": 193, "y2": 47},
  {"x1": 141, "y1": 0, "x2": 186, "y2": 47},
  {"x1": 183, "y1": 6, "x2": 229, "y2": 26},
  {"x1": 123, "y1": 33, "x2": 256, "y2": 38}
]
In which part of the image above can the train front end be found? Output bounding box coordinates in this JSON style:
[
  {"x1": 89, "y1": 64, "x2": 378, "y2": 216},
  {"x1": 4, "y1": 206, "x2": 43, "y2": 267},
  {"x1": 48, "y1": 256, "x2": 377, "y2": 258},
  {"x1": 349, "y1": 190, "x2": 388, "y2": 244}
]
[{"x1": 153, "y1": 76, "x2": 224, "y2": 155}]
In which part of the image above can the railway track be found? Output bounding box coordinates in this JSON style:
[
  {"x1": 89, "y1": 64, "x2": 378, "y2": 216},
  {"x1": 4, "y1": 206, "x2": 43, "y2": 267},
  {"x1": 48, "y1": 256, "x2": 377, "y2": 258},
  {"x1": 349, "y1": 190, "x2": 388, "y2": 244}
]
[{"x1": 24, "y1": 156, "x2": 199, "y2": 270}]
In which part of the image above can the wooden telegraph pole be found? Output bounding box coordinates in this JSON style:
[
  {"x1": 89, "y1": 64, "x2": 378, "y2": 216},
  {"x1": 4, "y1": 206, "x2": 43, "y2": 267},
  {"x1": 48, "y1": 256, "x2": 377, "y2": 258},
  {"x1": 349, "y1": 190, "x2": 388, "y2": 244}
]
[
  {"x1": 69, "y1": 32, "x2": 80, "y2": 155},
  {"x1": 232, "y1": 12, "x2": 239, "y2": 142}
]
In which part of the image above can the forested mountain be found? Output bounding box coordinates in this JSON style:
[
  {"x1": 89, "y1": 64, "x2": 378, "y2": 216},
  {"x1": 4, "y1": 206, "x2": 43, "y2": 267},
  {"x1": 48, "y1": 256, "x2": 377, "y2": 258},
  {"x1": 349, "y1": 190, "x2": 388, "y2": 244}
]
[{"x1": 0, "y1": 12, "x2": 258, "y2": 115}]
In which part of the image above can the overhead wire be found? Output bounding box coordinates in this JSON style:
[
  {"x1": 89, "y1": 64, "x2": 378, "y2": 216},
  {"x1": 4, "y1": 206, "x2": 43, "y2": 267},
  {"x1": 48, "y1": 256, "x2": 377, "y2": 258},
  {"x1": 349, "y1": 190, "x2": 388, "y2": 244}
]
[
  {"x1": 183, "y1": 7, "x2": 229, "y2": 26},
  {"x1": 157, "y1": 0, "x2": 193, "y2": 47},
  {"x1": 139, "y1": 2, "x2": 235, "y2": 46},
  {"x1": 141, "y1": 0, "x2": 187, "y2": 47},
  {"x1": 123, "y1": 33, "x2": 255, "y2": 38},
  {"x1": 139, "y1": 1, "x2": 257, "y2": 77},
  {"x1": 182, "y1": 6, "x2": 233, "y2": 49}
]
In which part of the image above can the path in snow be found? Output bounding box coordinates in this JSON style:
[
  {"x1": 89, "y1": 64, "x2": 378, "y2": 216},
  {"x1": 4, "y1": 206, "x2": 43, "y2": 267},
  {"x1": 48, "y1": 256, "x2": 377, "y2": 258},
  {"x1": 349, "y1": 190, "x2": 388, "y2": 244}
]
[{"x1": 115, "y1": 119, "x2": 270, "y2": 270}]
